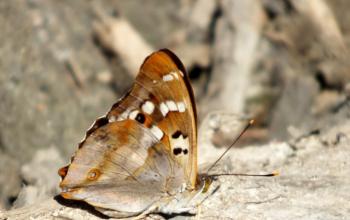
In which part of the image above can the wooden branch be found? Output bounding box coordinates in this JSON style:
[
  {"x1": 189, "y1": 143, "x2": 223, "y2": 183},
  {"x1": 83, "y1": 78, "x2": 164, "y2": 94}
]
[
  {"x1": 207, "y1": 0, "x2": 266, "y2": 114},
  {"x1": 93, "y1": 13, "x2": 154, "y2": 77},
  {"x1": 291, "y1": 0, "x2": 347, "y2": 57}
]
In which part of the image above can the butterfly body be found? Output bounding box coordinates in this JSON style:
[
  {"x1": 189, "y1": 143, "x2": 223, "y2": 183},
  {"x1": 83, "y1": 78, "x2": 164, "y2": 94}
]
[{"x1": 58, "y1": 49, "x2": 208, "y2": 218}]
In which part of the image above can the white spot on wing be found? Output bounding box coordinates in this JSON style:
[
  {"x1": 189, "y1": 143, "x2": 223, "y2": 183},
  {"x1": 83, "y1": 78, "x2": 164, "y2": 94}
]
[
  {"x1": 160, "y1": 102, "x2": 169, "y2": 116},
  {"x1": 150, "y1": 125, "x2": 164, "y2": 140},
  {"x1": 117, "y1": 109, "x2": 131, "y2": 121},
  {"x1": 129, "y1": 110, "x2": 139, "y2": 120},
  {"x1": 109, "y1": 115, "x2": 117, "y2": 122},
  {"x1": 166, "y1": 100, "x2": 178, "y2": 111},
  {"x1": 159, "y1": 100, "x2": 186, "y2": 117},
  {"x1": 177, "y1": 102, "x2": 186, "y2": 112},
  {"x1": 173, "y1": 71, "x2": 179, "y2": 79},
  {"x1": 142, "y1": 101, "x2": 155, "y2": 114},
  {"x1": 139, "y1": 132, "x2": 158, "y2": 150},
  {"x1": 168, "y1": 71, "x2": 180, "y2": 80},
  {"x1": 163, "y1": 74, "x2": 174, "y2": 82},
  {"x1": 169, "y1": 133, "x2": 189, "y2": 158}
]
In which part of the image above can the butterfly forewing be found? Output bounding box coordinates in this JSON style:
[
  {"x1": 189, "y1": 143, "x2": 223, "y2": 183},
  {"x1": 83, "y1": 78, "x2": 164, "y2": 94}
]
[
  {"x1": 58, "y1": 49, "x2": 198, "y2": 216},
  {"x1": 137, "y1": 50, "x2": 197, "y2": 187}
]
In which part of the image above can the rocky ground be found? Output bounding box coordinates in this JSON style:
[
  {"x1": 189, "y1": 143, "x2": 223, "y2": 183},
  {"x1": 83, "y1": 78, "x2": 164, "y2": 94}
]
[
  {"x1": 1, "y1": 0, "x2": 350, "y2": 219},
  {"x1": 2, "y1": 107, "x2": 350, "y2": 219}
]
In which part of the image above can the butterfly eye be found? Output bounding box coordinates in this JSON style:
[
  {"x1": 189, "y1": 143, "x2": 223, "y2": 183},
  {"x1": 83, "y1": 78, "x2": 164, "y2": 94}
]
[{"x1": 87, "y1": 169, "x2": 100, "y2": 181}]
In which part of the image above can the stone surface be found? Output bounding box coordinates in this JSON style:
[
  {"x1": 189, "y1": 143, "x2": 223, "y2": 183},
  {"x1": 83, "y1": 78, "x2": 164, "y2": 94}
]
[
  {"x1": 196, "y1": 123, "x2": 350, "y2": 219},
  {"x1": 13, "y1": 147, "x2": 64, "y2": 208},
  {"x1": 0, "y1": 0, "x2": 116, "y2": 160},
  {"x1": 0, "y1": 0, "x2": 117, "y2": 206},
  {"x1": 0, "y1": 154, "x2": 21, "y2": 210},
  {"x1": 2, "y1": 118, "x2": 349, "y2": 219}
]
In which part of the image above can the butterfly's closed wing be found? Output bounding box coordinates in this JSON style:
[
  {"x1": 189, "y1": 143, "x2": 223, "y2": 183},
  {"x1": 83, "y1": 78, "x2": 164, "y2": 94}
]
[{"x1": 58, "y1": 49, "x2": 199, "y2": 217}]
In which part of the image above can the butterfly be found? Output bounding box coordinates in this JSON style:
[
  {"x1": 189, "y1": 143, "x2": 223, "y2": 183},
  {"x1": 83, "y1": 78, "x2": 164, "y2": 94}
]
[{"x1": 58, "y1": 49, "x2": 212, "y2": 218}]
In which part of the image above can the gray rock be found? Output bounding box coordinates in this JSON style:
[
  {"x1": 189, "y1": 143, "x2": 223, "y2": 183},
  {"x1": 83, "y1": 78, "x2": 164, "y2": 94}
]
[
  {"x1": 13, "y1": 147, "x2": 64, "y2": 208},
  {"x1": 269, "y1": 74, "x2": 319, "y2": 140},
  {"x1": 0, "y1": 154, "x2": 21, "y2": 210},
  {"x1": 196, "y1": 120, "x2": 350, "y2": 219},
  {"x1": 2, "y1": 118, "x2": 349, "y2": 219}
]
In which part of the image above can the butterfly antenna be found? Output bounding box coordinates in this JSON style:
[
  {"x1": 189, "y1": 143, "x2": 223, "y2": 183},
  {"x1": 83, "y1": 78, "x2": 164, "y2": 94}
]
[
  {"x1": 209, "y1": 171, "x2": 279, "y2": 178},
  {"x1": 206, "y1": 119, "x2": 254, "y2": 174}
]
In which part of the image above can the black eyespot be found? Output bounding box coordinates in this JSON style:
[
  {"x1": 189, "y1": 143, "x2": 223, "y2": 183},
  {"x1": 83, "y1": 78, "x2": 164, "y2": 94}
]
[
  {"x1": 173, "y1": 148, "x2": 182, "y2": 155},
  {"x1": 135, "y1": 113, "x2": 145, "y2": 124},
  {"x1": 183, "y1": 149, "x2": 188, "y2": 155},
  {"x1": 172, "y1": 130, "x2": 182, "y2": 139}
]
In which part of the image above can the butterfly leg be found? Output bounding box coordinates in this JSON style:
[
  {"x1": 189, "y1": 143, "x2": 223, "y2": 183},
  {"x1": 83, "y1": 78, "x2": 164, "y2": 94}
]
[{"x1": 130, "y1": 205, "x2": 159, "y2": 220}]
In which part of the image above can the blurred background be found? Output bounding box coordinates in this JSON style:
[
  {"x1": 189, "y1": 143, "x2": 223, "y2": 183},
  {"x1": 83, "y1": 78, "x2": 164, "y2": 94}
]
[{"x1": 0, "y1": 0, "x2": 349, "y2": 212}]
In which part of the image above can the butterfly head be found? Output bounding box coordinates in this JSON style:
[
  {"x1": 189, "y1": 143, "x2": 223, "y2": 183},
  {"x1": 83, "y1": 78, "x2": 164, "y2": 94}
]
[{"x1": 196, "y1": 174, "x2": 214, "y2": 194}]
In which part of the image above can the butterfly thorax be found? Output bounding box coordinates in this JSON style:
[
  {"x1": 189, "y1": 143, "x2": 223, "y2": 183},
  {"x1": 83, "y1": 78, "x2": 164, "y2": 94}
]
[{"x1": 156, "y1": 175, "x2": 211, "y2": 215}]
